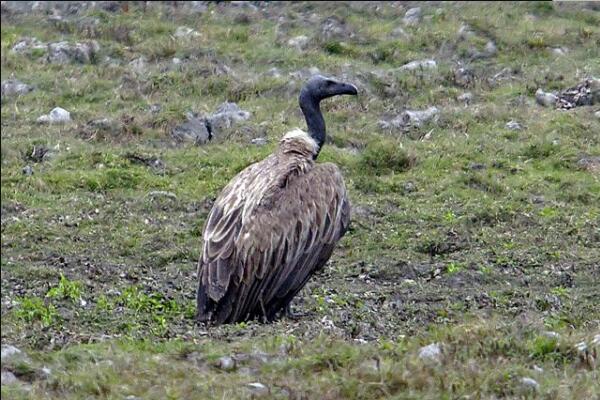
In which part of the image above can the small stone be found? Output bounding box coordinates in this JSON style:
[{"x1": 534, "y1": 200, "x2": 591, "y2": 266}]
[
  {"x1": 1, "y1": 79, "x2": 34, "y2": 98},
  {"x1": 551, "y1": 47, "x2": 567, "y2": 56},
  {"x1": 172, "y1": 57, "x2": 182, "y2": 65},
  {"x1": 520, "y1": 377, "x2": 540, "y2": 392},
  {"x1": 535, "y1": 88, "x2": 558, "y2": 107},
  {"x1": 171, "y1": 113, "x2": 211, "y2": 145},
  {"x1": 251, "y1": 137, "x2": 268, "y2": 146},
  {"x1": 533, "y1": 365, "x2": 544, "y2": 373},
  {"x1": 505, "y1": 120, "x2": 523, "y2": 131},
  {"x1": 454, "y1": 67, "x2": 475, "y2": 87},
  {"x1": 1, "y1": 345, "x2": 23, "y2": 363},
  {"x1": 484, "y1": 41, "x2": 497, "y2": 56},
  {"x1": 206, "y1": 102, "x2": 251, "y2": 136},
  {"x1": 390, "y1": 106, "x2": 440, "y2": 129},
  {"x1": 246, "y1": 382, "x2": 269, "y2": 397},
  {"x1": 403, "y1": 181, "x2": 417, "y2": 193},
  {"x1": 398, "y1": 59, "x2": 437, "y2": 72},
  {"x1": 22, "y1": 165, "x2": 34, "y2": 176},
  {"x1": 458, "y1": 24, "x2": 475, "y2": 39},
  {"x1": 150, "y1": 104, "x2": 162, "y2": 114},
  {"x1": 595, "y1": 111, "x2": 600, "y2": 120},
  {"x1": 287, "y1": 35, "x2": 310, "y2": 51},
  {"x1": 1, "y1": 370, "x2": 18, "y2": 385},
  {"x1": 469, "y1": 163, "x2": 486, "y2": 170},
  {"x1": 37, "y1": 107, "x2": 71, "y2": 124},
  {"x1": 457, "y1": 92, "x2": 473, "y2": 105},
  {"x1": 418, "y1": 343, "x2": 442, "y2": 364},
  {"x1": 174, "y1": 26, "x2": 200, "y2": 38},
  {"x1": 129, "y1": 57, "x2": 148, "y2": 74},
  {"x1": 217, "y1": 356, "x2": 235, "y2": 371},
  {"x1": 542, "y1": 331, "x2": 560, "y2": 340},
  {"x1": 391, "y1": 26, "x2": 409, "y2": 38},
  {"x1": 403, "y1": 7, "x2": 422, "y2": 26}
]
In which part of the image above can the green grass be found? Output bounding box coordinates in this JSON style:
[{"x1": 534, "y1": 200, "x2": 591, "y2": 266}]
[{"x1": 1, "y1": 1, "x2": 599, "y2": 398}]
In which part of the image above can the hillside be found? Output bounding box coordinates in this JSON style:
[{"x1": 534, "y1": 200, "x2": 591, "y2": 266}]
[{"x1": 1, "y1": 1, "x2": 599, "y2": 398}]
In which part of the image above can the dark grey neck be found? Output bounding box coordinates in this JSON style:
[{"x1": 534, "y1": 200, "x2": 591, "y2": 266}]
[{"x1": 299, "y1": 91, "x2": 325, "y2": 157}]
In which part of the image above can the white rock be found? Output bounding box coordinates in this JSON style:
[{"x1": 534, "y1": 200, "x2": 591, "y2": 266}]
[
  {"x1": 174, "y1": 26, "x2": 200, "y2": 38},
  {"x1": 592, "y1": 334, "x2": 600, "y2": 346},
  {"x1": 535, "y1": 88, "x2": 558, "y2": 107},
  {"x1": 457, "y1": 92, "x2": 473, "y2": 104},
  {"x1": 287, "y1": 35, "x2": 310, "y2": 51},
  {"x1": 129, "y1": 57, "x2": 148, "y2": 74},
  {"x1": 1, "y1": 345, "x2": 22, "y2": 363},
  {"x1": 520, "y1": 377, "x2": 540, "y2": 392},
  {"x1": 37, "y1": 107, "x2": 71, "y2": 124},
  {"x1": 505, "y1": 120, "x2": 523, "y2": 131},
  {"x1": 403, "y1": 7, "x2": 422, "y2": 26},
  {"x1": 251, "y1": 137, "x2": 267, "y2": 146},
  {"x1": 217, "y1": 356, "x2": 235, "y2": 371},
  {"x1": 418, "y1": 343, "x2": 442, "y2": 363},
  {"x1": 246, "y1": 382, "x2": 269, "y2": 397},
  {"x1": 484, "y1": 41, "x2": 497, "y2": 55},
  {"x1": 1, "y1": 370, "x2": 18, "y2": 385},
  {"x1": 399, "y1": 59, "x2": 437, "y2": 71},
  {"x1": 533, "y1": 365, "x2": 544, "y2": 373},
  {"x1": 172, "y1": 57, "x2": 182, "y2": 65},
  {"x1": 458, "y1": 24, "x2": 475, "y2": 39},
  {"x1": 551, "y1": 47, "x2": 567, "y2": 56},
  {"x1": 391, "y1": 106, "x2": 440, "y2": 128},
  {"x1": 542, "y1": 331, "x2": 560, "y2": 340}
]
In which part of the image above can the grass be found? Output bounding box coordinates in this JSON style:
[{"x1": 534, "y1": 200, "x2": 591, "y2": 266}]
[{"x1": 1, "y1": 1, "x2": 599, "y2": 398}]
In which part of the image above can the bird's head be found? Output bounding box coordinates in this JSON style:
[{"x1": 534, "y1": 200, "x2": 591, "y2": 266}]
[{"x1": 300, "y1": 75, "x2": 358, "y2": 103}]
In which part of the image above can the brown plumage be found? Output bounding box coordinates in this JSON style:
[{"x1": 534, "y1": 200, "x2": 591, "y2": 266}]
[{"x1": 196, "y1": 75, "x2": 357, "y2": 325}]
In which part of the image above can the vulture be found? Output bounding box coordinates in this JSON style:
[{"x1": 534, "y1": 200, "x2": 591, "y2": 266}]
[{"x1": 196, "y1": 75, "x2": 358, "y2": 325}]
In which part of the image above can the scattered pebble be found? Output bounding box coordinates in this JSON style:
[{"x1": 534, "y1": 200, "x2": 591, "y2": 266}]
[
  {"x1": 251, "y1": 137, "x2": 268, "y2": 146},
  {"x1": 505, "y1": 120, "x2": 523, "y2": 131},
  {"x1": 246, "y1": 382, "x2": 269, "y2": 397},
  {"x1": 1, "y1": 370, "x2": 18, "y2": 386},
  {"x1": 37, "y1": 107, "x2": 71, "y2": 124},
  {"x1": 398, "y1": 59, "x2": 437, "y2": 72},
  {"x1": 1, "y1": 79, "x2": 34, "y2": 98},
  {"x1": 22, "y1": 165, "x2": 34, "y2": 176},
  {"x1": 217, "y1": 356, "x2": 235, "y2": 371},
  {"x1": 457, "y1": 92, "x2": 473, "y2": 105},
  {"x1": 520, "y1": 377, "x2": 540, "y2": 392},
  {"x1": 535, "y1": 88, "x2": 558, "y2": 107},
  {"x1": 287, "y1": 35, "x2": 310, "y2": 51},
  {"x1": 403, "y1": 7, "x2": 422, "y2": 26},
  {"x1": 174, "y1": 26, "x2": 200, "y2": 38},
  {"x1": 418, "y1": 343, "x2": 442, "y2": 364}
]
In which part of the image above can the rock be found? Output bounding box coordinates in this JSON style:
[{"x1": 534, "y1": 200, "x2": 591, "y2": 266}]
[
  {"x1": 129, "y1": 57, "x2": 148, "y2": 74},
  {"x1": 398, "y1": 59, "x2": 437, "y2": 72},
  {"x1": 458, "y1": 24, "x2": 475, "y2": 39},
  {"x1": 47, "y1": 41, "x2": 100, "y2": 64},
  {"x1": 150, "y1": 104, "x2": 162, "y2": 114},
  {"x1": 320, "y1": 16, "x2": 354, "y2": 40},
  {"x1": 1, "y1": 79, "x2": 34, "y2": 98},
  {"x1": 246, "y1": 382, "x2": 269, "y2": 397},
  {"x1": 265, "y1": 67, "x2": 282, "y2": 78},
  {"x1": 37, "y1": 107, "x2": 71, "y2": 124},
  {"x1": 1, "y1": 370, "x2": 18, "y2": 386},
  {"x1": 147, "y1": 191, "x2": 177, "y2": 201},
  {"x1": 1, "y1": 345, "x2": 23, "y2": 363},
  {"x1": 484, "y1": 41, "x2": 497, "y2": 56},
  {"x1": 576, "y1": 155, "x2": 600, "y2": 172},
  {"x1": 206, "y1": 102, "x2": 251, "y2": 136},
  {"x1": 551, "y1": 47, "x2": 568, "y2": 56},
  {"x1": 595, "y1": 111, "x2": 600, "y2": 120},
  {"x1": 469, "y1": 163, "x2": 486, "y2": 170},
  {"x1": 172, "y1": 57, "x2": 182, "y2": 65},
  {"x1": 217, "y1": 356, "x2": 235, "y2": 371},
  {"x1": 391, "y1": 106, "x2": 440, "y2": 128},
  {"x1": 391, "y1": 26, "x2": 409, "y2": 39},
  {"x1": 454, "y1": 67, "x2": 474, "y2": 87},
  {"x1": 403, "y1": 181, "x2": 417, "y2": 193},
  {"x1": 542, "y1": 331, "x2": 560, "y2": 340},
  {"x1": 403, "y1": 7, "x2": 422, "y2": 26},
  {"x1": 520, "y1": 377, "x2": 540, "y2": 392},
  {"x1": 536, "y1": 88, "x2": 558, "y2": 107},
  {"x1": 251, "y1": 137, "x2": 268, "y2": 146},
  {"x1": 174, "y1": 26, "x2": 200, "y2": 38},
  {"x1": 26, "y1": 145, "x2": 51, "y2": 163},
  {"x1": 287, "y1": 35, "x2": 310, "y2": 51},
  {"x1": 418, "y1": 343, "x2": 442, "y2": 364},
  {"x1": 11, "y1": 37, "x2": 46, "y2": 55},
  {"x1": 533, "y1": 365, "x2": 544, "y2": 373},
  {"x1": 171, "y1": 113, "x2": 211, "y2": 145},
  {"x1": 505, "y1": 120, "x2": 523, "y2": 131},
  {"x1": 457, "y1": 92, "x2": 473, "y2": 105}
]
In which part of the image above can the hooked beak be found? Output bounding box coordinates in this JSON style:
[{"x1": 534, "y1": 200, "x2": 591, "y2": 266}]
[{"x1": 336, "y1": 82, "x2": 358, "y2": 96}]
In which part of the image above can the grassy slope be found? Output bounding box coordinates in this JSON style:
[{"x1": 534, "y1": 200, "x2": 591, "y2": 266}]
[{"x1": 1, "y1": 1, "x2": 599, "y2": 398}]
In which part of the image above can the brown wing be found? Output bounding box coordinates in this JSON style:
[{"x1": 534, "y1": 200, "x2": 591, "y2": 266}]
[{"x1": 196, "y1": 161, "x2": 350, "y2": 324}]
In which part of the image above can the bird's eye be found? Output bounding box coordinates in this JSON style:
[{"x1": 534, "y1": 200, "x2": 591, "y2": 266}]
[{"x1": 325, "y1": 80, "x2": 334, "y2": 86}]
